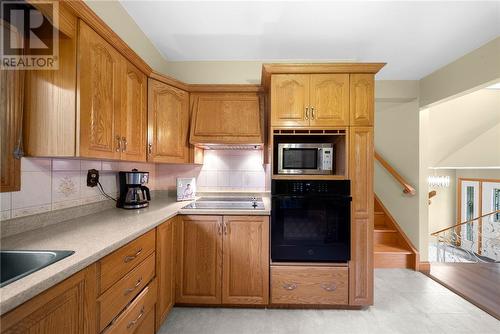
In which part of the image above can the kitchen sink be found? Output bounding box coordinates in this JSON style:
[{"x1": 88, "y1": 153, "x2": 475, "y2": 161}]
[{"x1": 0, "y1": 250, "x2": 74, "y2": 288}]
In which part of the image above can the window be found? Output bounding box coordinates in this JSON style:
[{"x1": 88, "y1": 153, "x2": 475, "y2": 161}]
[
  {"x1": 493, "y1": 188, "x2": 500, "y2": 222},
  {"x1": 466, "y1": 186, "x2": 474, "y2": 241}
]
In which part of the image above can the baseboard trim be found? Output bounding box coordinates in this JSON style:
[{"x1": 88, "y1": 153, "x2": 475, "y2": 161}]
[{"x1": 418, "y1": 261, "x2": 431, "y2": 273}]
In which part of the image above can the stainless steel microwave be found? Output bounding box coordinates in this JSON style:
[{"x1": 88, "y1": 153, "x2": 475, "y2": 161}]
[{"x1": 277, "y1": 143, "x2": 333, "y2": 175}]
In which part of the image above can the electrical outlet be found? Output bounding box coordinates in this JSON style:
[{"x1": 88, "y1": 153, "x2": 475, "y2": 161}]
[{"x1": 87, "y1": 169, "x2": 99, "y2": 187}]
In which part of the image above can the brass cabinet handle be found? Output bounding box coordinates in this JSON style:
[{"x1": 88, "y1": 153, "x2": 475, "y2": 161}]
[
  {"x1": 148, "y1": 143, "x2": 152, "y2": 154},
  {"x1": 115, "y1": 135, "x2": 121, "y2": 152},
  {"x1": 126, "y1": 306, "x2": 145, "y2": 329},
  {"x1": 124, "y1": 248, "x2": 142, "y2": 263},
  {"x1": 124, "y1": 277, "x2": 142, "y2": 296},
  {"x1": 217, "y1": 221, "x2": 222, "y2": 235},
  {"x1": 320, "y1": 283, "x2": 337, "y2": 292},
  {"x1": 223, "y1": 221, "x2": 228, "y2": 235},
  {"x1": 311, "y1": 107, "x2": 315, "y2": 120},
  {"x1": 282, "y1": 283, "x2": 298, "y2": 290},
  {"x1": 122, "y1": 136, "x2": 127, "y2": 152},
  {"x1": 305, "y1": 107, "x2": 309, "y2": 120}
]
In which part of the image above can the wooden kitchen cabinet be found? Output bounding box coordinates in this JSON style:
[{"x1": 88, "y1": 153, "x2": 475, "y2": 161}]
[
  {"x1": 350, "y1": 74, "x2": 374, "y2": 126},
  {"x1": 270, "y1": 74, "x2": 310, "y2": 127},
  {"x1": 176, "y1": 215, "x2": 223, "y2": 304},
  {"x1": 0, "y1": 265, "x2": 97, "y2": 334},
  {"x1": 78, "y1": 20, "x2": 122, "y2": 160},
  {"x1": 189, "y1": 93, "x2": 263, "y2": 146},
  {"x1": 348, "y1": 127, "x2": 374, "y2": 305},
  {"x1": 156, "y1": 217, "x2": 176, "y2": 329},
  {"x1": 222, "y1": 216, "x2": 269, "y2": 305},
  {"x1": 147, "y1": 79, "x2": 190, "y2": 163},
  {"x1": 271, "y1": 74, "x2": 349, "y2": 127},
  {"x1": 176, "y1": 215, "x2": 270, "y2": 306},
  {"x1": 121, "y1": 61, "x2": 148, "y2": 162},
  {"x1": 309, "y1": 74, "x2": 350, "y2": 127},
  {"x1": 0, "y1": 25, "x2": 23, "y2": 192}
]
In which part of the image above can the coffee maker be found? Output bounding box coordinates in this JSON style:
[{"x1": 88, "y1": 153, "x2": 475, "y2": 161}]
[{"x1": 117, "y1": 169, "x2": 151, "y2": 209}]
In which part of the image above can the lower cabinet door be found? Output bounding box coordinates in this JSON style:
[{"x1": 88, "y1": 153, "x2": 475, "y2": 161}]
[
  {"x1": 176, "y1": 215, "x2": 223, "y2": 304},
  {"x1": 222, "y1": 216, "x2": 269, "y2": 305},
  {"x1": 0, "y1": 265, "x2": 97, "y2": 334},
  {"x1": 156, "y1": 217, "x2": 175, "y2": 329}
]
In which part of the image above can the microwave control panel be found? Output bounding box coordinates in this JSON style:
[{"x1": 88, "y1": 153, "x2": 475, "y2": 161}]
[{"x1": 322, "y1": 149, "x2": 333, "y2": 170}]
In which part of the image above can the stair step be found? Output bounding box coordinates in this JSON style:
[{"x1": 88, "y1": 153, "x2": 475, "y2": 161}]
[
  {"x1": 374, "y1": 252, "x2": 414, "y2": 269},
  {"x1": 374, "y1": 227, "x2": 397, "y2": 233},
  {"x1": 374, "y1": 244, "x2": 412, "y2": 254},
  {"x1": 374, "y1": 229, "x2": 399, "y2": 244},
  {"x1": 374, "y1": 213, "x2": 387, "y2": 227}
]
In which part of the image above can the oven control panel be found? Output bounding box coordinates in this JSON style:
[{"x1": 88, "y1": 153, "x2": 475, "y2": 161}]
[{"x1": 273, "y1": 180, "x2": 350, "y2": 195}]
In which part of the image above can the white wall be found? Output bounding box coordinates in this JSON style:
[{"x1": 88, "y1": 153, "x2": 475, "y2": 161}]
[
  {"x1": 427, "y1": 89, "x2": 500, "y2": 167},
  {"x1": 419, "y1": 37, "x2": 500, "y2": 108},
  {"x1": 374, "y1": 98, "x2": 420, "y2": 248},
  {"x1": 84, "y1": 0, "x2": 171, "y2": 74}
]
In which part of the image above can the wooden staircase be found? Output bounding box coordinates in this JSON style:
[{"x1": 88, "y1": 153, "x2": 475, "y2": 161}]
[{"x1": 374, "y1": 195, "x2": 419, "y2": 270}]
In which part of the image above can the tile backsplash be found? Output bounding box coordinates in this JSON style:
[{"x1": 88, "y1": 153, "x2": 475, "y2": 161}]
[
  {"x1": 0, "y1": 158, "x2": 156, "y2": 220},
  {"x1": 156, "y1": 150, "x2": 269, "y2": 193},
  {"x1": 0, "y1": 150, "x2": 269, "y2": 221},
  {"x1": 198, "y1": 150, "x2": 269, "y2": 191}
]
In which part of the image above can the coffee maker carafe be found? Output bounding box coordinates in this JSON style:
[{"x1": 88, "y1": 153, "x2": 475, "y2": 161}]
[{"x1": 117, "y1": 169, "x2": 151, "y2": 209}]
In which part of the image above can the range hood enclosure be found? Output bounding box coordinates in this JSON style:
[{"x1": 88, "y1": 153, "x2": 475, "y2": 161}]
[{"x1": 189, "y1": 92, "x2": 264, "y2": 149}]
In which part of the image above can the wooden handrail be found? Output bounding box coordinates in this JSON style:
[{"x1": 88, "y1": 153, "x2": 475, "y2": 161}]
[
  {"x1": 374, "y1": 151, "x2": 416, "y2": 195},
  {"x1": 431, "y1": 209, "x2": 500, "y2": 236}
]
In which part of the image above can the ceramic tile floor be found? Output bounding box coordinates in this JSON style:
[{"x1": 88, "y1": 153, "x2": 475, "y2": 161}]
[{"x1": 159, "y1": 269, "x2": 500, "y2": 334}]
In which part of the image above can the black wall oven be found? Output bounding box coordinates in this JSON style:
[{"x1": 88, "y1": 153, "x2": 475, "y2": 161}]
[{"x1": 271, "y1": 180, "x2": 351, "y2": 262}]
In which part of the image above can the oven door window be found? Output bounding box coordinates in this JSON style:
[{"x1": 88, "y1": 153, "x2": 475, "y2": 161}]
[
  {"x1": 271, "y1": 195, "x2": 350, "y2": 262},
  {"x1": 282, "y1": 148, "x2": 318, "y2": 170}
]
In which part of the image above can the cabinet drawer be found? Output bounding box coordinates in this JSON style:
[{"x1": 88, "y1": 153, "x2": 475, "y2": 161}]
[
  {"x1": 271, "y1": 266, "x2": 348, "y2": 305},
  {"x1": 99, "y1": 230, "x2": 155, "y2": 293},
  {"x1": 99, "y1": 254, "x2": 156, "y2": 331},
  {"x1": 103, "y1": 278, "x2": 157, "y2": 334}
]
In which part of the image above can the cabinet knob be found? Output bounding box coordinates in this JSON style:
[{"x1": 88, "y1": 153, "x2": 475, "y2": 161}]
[
  {"x1": 282, "y1": 283, "x2": 298, "y2": 290},
  {"x1": 320, "y1": 282, "x2": 336, "y2": 292},
  {"x1": 115, "y1": 135, "x2": 121, "y2": 152}
]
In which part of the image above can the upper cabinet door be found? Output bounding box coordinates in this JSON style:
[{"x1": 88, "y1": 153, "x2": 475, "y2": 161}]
[
  {"x1": 189, "y1": 93, "x2": 263, "y2": 145},
  {"x1": 148, "y1": 79, "x2": 189, "y2": 163},
  {"x1": 270, "y1": 74, "x2": 310, "y2": 127},
  {"x1": 309, "y1": 74, "x2": 349, "y2": 127},
  {"x1": 350, "y1": 74, "x2": 374, "y2": 126},
  {"x1": 78, "y1": 21, "x2": 122, "y2": 159},
  {"x1": 121, "y1": 61, "x2": 147, "y2": 162}
]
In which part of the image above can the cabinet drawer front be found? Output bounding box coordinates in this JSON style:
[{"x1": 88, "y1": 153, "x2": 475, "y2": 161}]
[
  {"x1": 99, "y1": 230, "x2": 155, "y2": 293},
  {"x1": 99, "y1": 254, "x2": 156, "y2": 331},
  {"x1": 103, "y1": 279, "x2": 157, "y2": 334},
  {"x1": 271, "y1": 266, "x2": 348, "y2": 305}
]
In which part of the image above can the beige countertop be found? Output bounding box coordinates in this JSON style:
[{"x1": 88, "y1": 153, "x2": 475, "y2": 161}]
[{"x1": 0, "y1": 196, "x2": 270, "y2": 315}]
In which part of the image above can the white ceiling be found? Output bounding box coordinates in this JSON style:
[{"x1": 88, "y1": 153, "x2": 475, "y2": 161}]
[{"x1": 120, "y1": 1, "x2": 500, "y2": 80}]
